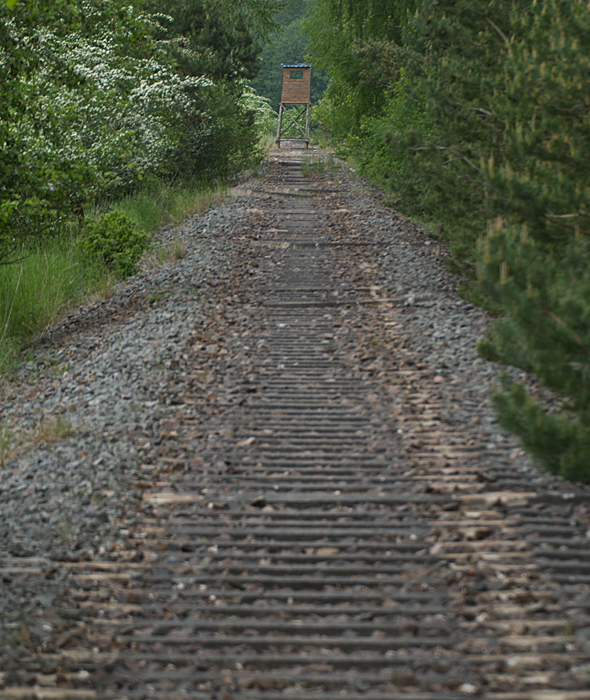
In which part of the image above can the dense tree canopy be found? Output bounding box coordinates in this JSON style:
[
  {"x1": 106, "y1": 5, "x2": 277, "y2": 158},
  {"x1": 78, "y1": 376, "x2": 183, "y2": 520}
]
[
  {"x1": 305, "y1": 0, "x2": 413, "y2": 136},
  {"x1": 306, "y1": 0, "x2": 590, "y2": 481},
  {"x1": 148, "y1": 0, "x2": 262, "y2": 81},
  {"x1": 0, "y1": 0, "x2": 276, "y2": 261}
]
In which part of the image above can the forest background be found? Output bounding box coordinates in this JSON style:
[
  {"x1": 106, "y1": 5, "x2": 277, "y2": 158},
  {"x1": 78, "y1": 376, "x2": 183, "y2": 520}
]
[{"x1": 2, "y1": 0, "x2": 590, "y2": 483}]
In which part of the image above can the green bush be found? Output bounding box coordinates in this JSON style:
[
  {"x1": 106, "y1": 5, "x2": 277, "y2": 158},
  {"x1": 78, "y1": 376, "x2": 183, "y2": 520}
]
[{"x1": 78, "y1": 211, "x2": 151, "y2": 279}]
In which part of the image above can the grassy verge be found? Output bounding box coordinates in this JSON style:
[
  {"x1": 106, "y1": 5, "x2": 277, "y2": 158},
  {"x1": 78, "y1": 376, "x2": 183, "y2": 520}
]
[
  {"x1": 301, "y1": 152, "x2": 336, "y2": 178},
  {"x1": 0, "y1": 236, "x2": 99, "y2": 371},
  {"x1": 109, "y1": 178, "x2": 229, "y2": 230},
  {"x1": 0, "y1": 179, "x2": 229, "y2": 374}
]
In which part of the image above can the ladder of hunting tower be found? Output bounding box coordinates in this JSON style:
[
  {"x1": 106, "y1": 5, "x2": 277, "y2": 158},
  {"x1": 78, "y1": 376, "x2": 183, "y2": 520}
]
[{"x1": 276, "y1": 64, "x2": 311, "y2": 149}]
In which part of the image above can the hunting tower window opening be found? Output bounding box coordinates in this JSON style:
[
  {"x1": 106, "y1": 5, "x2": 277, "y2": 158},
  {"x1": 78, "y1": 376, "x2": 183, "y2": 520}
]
[{"x1": 290, "y1": 70, "x2": 304, "y2": 80}]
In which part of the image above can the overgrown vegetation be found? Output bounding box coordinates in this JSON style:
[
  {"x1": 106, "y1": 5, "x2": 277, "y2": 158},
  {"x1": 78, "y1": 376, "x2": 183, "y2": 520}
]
[
  {"x1": 0, "y1": 177, "x2": 230, "y2": 370},
  {"x1": 112, "y1": 179, "x2": 229, "y2": 233},
  {"x1": 0, "y1": 0, "x2": 279, "y2": 370},
  {"x1": 0, "y1": 412, "x2": 75, "y2": 467},
  {"x1": 300, "y1": 153, "x2": 334, "y2": 178},
  {"x1": 0, "y1": 236, "x2": 92, "y2": 361},
  {"x1": 78, "y1": 212, "x2": 150, "y2": 279},
  {"x1": 1, "y1": 0, "x2": 279, "y2": 252},
  {"x1": 306, "y1": 0, "x2": 590, "y2": 481}
]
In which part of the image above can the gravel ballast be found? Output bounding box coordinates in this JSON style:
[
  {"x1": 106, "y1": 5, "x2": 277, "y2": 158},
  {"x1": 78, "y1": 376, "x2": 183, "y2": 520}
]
[{"x1": 0, "y1": 154, "x2": 584, "y2": 658}]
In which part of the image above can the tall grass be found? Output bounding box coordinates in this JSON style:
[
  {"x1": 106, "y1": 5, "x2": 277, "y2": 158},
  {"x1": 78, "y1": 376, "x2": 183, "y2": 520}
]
[
  {"x1": 0, "y1": 179, "x2": 230, "y2": 373},
  {"x1": 0, "y1": 236, "x2": 97, "y2": 368},
  {"x1": 110, "y1": 179, "x2": 228, "y2": 230}
]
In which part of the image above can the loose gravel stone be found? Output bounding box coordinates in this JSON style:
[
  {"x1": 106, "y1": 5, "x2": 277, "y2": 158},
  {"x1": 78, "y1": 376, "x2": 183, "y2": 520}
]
[{"x1": 0, "y1": 194, "x2": 253, "y2": 637}]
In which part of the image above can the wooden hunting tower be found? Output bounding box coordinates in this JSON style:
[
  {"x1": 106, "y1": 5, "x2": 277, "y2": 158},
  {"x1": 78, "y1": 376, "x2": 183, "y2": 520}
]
[{"x1": 276, "y1": 64, "x2": 311, "y2": 149}]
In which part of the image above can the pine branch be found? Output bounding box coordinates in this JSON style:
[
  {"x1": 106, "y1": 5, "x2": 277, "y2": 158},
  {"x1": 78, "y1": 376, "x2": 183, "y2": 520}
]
[
  {"x1": 542, "y1": 309, "x2": 589, "y2": 354},
  {"x1": 483, "y1": 16, "x2": 510, "y2": 48},
  {"x1": 434, "y1": 146, "x2": 482, "y2": 173},
  {"x1": 408, "y1": 146, "x2": 482, "y2": 172}
]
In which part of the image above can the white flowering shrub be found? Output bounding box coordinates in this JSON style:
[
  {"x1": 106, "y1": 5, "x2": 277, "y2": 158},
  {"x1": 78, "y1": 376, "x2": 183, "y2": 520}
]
[
  {"x1": 0, "y1": 0, "x2": 267, "y2": 261},
  {"x1": 16, "y1": 22, "x2": 214, "y2": 196},
  {"x1": 238, "y1": 82, "x2": 277, "y2": 133}
]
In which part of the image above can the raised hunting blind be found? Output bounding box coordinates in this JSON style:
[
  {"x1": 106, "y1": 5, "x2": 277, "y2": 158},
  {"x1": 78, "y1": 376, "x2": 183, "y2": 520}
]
[{"x1": 276, "y1": 64, "x2": 311, "y2": 149}]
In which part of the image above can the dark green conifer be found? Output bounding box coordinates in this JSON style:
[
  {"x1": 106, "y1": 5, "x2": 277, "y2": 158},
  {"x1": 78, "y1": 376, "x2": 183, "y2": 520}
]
[
  {"x1": 477, "y1": 0, "x2": 590, "y2": 480},
  {"x1": 306, "y1": 0, "x2": 590, "y2": 481}
]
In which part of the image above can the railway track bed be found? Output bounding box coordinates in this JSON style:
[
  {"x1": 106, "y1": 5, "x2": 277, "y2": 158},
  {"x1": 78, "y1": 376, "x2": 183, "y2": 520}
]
[{"x1": 2, "y1": 149, "x2": 590, "y2": 699}]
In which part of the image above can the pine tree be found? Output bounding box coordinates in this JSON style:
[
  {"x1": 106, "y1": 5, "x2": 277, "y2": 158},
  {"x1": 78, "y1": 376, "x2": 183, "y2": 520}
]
[
  {"x1": 384, "y1": 0, "x2": 529, "y2": 265},
  {"x1": 477, "y1": 0, "x2": 590, "y2": 481}
]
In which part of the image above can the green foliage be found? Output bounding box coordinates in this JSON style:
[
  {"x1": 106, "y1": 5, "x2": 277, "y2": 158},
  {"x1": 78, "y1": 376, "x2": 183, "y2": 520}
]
[
  {"x1": 354, "y1": 70, "x2": 433, "y2": 199},
  {"x1": 78, "y1": 211, "x2": 151, "y2": 279},
  {"x1": 112, "y1": 178, "x2": 229, "y2": 231},
  {"x1": 492, "y1": 374, "x2": 590, "y2": 482},
  {"x1": 305, "y1": 0, "x2": 414, "y2": 138},
  {"x1": 150, "y1": 0, "x2": 262, "y2": 81},
  {"x1": 308, "y1": 0, "x2": 590, "y2": 480},
  {"x1": 0, "y1": 0, "x2": 279, "y2": 264},
  {"x1": 0, "y1": 177, "x2": 231, "y2": 372},
  {"x1": 477, "y1": 219, "x2": 590, "y2": 480},
  {"x1": 0, "y1": 235, "x2": 92, "y2": 365},
  {"x1": 339, "y1": 0, "x2": 590, "y2": 261},
  {"x1": 378, "y1": 0, "x2": 519, "y2": 263},
  {"x1": 215, "y1": 0, "x2": 286, "y2": 43},
  {"x1": 300, "y1": 154, "x2": 333, "y2": 178},
  {"x1": 239, "y1": 83, "x2": 277, "y2": 135},
  {"x1": 486, "y1": 1, "x2": 590, "y2": 240},
  {"x1": 472, "y1": 0, "x2": 590, "y2": 481}
]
